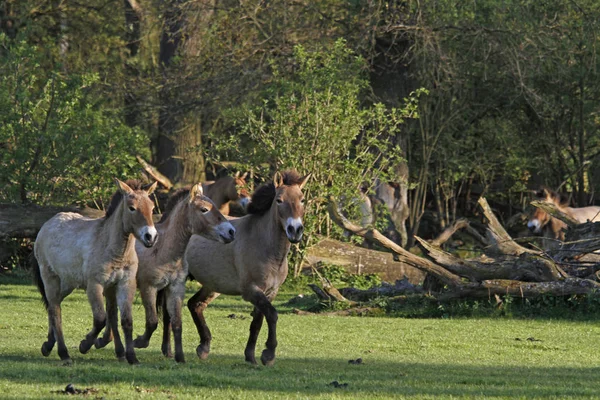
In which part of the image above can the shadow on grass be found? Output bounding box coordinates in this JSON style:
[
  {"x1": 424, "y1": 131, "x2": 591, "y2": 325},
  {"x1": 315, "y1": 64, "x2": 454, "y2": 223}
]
[{"x1": 0, "y1": 352, "x2": 598, "y2": 398}]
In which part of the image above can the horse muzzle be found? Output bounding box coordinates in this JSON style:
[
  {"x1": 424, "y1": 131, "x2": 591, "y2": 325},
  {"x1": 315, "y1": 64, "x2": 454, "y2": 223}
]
[
  {"x1": 139, "y1": 226, "x2": 158, "y2": 248},
  {"x1": 286, "y1": 224, "x2": 304, "y2": 244},
  {"x1": 527, "y1": 219, "x2": 541, "y2": 233},
  {"x1": 217, "y1": 222, "x2": 236, "y2": 244}
]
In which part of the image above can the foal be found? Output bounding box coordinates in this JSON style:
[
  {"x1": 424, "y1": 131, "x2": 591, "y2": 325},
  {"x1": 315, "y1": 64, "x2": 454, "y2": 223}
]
[
  {"x1": 203, "y1": 171, "x2": 249, "y2": 215},
  {"x1": 183, "y1": 170, "x2": 310, "y2": 366},
  {"x1": 32, "y1": 179, "x2": 157, "y2": 365},
  {"x1": 96, "y1": 183, "x2": 236, "y2": 363},
  {"x1": 528, "y1": 187, "x2": 600, "y2": 243}
]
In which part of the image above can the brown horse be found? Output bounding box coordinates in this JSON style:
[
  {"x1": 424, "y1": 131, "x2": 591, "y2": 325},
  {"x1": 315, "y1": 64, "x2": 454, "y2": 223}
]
[
  {"x1": 32, "y1": 179, "x2": 157, "y2": 365},
  {"x1": 95, "y1": 183, "x2": 236, "y2": 363},
  {"x1": 528, "y1": 187, "x2": 600, "y2": 243},
  {"x1": 181, "y1": 170, "x2": 310, "y2": 366},
  {"x1": 202, "y1": 171, "x2": 249, "y2": 216}
]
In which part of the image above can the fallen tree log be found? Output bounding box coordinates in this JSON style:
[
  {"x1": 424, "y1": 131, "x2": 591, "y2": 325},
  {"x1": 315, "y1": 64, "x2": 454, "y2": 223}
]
[
  {"x1": 0, "y1": 204, "x2": 105, "y2": 240},
  {"x1": 327, "y1": 196, "x2": 600, "y2": 300}
]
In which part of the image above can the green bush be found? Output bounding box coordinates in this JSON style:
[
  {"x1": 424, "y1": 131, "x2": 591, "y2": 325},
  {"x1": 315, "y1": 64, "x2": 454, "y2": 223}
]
[{"x1": 0, "y1": 34, "x2": 148, "y2": 206}]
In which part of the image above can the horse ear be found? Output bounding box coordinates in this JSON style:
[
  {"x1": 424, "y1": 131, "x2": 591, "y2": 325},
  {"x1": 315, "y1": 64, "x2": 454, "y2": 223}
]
[
  {"x1": 241, "y1": 172, "x2": 248, "y2": 180},
  {"x1": 234, "y1": 171, "x2": 240, "y2": 178},
  {"x1": 189, "y1": 183, "x2": 203, "y2": 203},
  {"x1": 298, "y1": 173, "x2": 312, "y2": 190},
  {"x1": 273, "y1": 172, "x2": 284, "y2": 188},
  {"x1": 146, "y1": 181, "x2": 158, "y2": 195},
  {"x1": 541, "y1": 188, "x2": 551, "y2": 199},
  {"x1": 115, "y1": 178, "x2": 134, "y2": 195}
]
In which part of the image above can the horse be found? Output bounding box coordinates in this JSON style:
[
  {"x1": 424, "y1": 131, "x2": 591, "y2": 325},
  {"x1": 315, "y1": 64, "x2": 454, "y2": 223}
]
[
  {"x1": 95, "y1": 183, "x2": 236, "y2": 363},
  {"x1": 528, "y1": 187, "x2": 600, "y2": 243},
  {"x1": 180, "y1": 170, "x2": 310, "y2": 366},
  {"x1": 202, "y1": 171, "x2": 249, "y2": 216},
  {"x1": 31, "y1": 179, "x2": 158, "y2": 365}
]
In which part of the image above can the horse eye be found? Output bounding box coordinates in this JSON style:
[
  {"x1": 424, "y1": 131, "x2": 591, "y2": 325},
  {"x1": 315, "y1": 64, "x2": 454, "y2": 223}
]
[
  {"x1": 200, "y1": 207, "x2": 209, "y2": 213},
  {"x1": 300, "y1": 198, "x2": 305, "y2": 204},
  {"x1": 128, "y1": 206, "x2": 136, "y2": 212},
  {"x1": 276, "y1": 198, "x2": 283, "y2": 204}
]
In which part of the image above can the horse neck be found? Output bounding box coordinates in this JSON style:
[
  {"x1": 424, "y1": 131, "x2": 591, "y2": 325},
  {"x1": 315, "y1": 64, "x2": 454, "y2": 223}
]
[
  {"x1": 206, "y1": 179, "x2": 234, "y2": 208},
  {"x1": 251, "y1": 204, "x2": 291, "y2": 262},
  {"x1": 154, "y1": 200, "x2": 192, "y2": 262},
  {"x1": 100, "y1": 203, "x2": 137, "y2": 261}
]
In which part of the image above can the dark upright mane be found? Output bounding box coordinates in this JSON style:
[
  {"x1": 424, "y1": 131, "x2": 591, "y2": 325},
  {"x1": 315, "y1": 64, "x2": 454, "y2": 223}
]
[
  {"x1": 105, "y1": 180, "x2": 145, "y2": 219},
  {"x1": 247, "y1": 170, "x2": 303, "y2": 215},
  {"x1": 158, "y1": 187, "x2": 191, "y2": 223},
  {"x1": 535, "y1": 186, "x2": 569, "y2": 206}
]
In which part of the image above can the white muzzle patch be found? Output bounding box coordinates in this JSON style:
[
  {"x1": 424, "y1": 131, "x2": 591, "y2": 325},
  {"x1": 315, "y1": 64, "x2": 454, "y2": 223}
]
[
  {"x1": 139, "y1": 225, "x2": 158, "y2": 247},
  {"x1": 527, "y1": 219, "x2": 541, "y2": 233},
  {"x1": 216, "y1": 221, "x2": 236, "y2": 243}
]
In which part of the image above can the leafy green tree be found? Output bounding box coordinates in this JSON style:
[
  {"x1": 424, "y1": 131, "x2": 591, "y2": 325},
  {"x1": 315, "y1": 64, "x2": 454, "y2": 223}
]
[{"x1": 0, "y1": 35, "x2": 148, "y2": 205}]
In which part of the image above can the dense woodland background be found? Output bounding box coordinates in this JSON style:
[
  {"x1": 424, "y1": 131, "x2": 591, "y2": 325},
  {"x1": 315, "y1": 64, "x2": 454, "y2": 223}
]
[{"x1": 2, "y1": 0, "x2": 600, "y2": 259}]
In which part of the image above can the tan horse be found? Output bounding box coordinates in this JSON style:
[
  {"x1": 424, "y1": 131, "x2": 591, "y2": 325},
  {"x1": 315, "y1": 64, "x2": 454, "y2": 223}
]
[
  {"x1": 96, "y1": 183, "x2": 236, "y2": 363},
  {"x1": 203, "y1": 171, "x2": 249, "y2": 216},
  {"x1": 528, "y1": 187, "x2": 600, "y2": 242},
  {"x1": 181, "y1": 170, "x2": 310, "y2": 366},
  {"x1": 32, "y1": 179, "x2": 157, "y2": 365}
]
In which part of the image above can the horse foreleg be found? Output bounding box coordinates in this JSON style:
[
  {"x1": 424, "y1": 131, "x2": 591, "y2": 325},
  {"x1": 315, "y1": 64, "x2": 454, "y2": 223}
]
[
  {"x1": 79, "y1": 282, "x2": 106, "y2": 355},
  {"x1": 249, "y1": 291, "x2": 278, "y2": 366},
  {"x1": 165, "y1": 285, "x2": 186, "y2": 363},
  {"x1": 161, "y1": 294, "x2": 172, "y2": 358},
  {"x1": 187, "y1": 287, "x2": 219, "y2": 360},
  {"x1": 244, "y1": 307, "x2": 264, "y2": 365},
  {"x1": 95, "y1": 295, "x2": 116, "y2": 350},
  {"x1": 117, "y1": 278, "x2": 139, "y2": 365},
  {"x1": 102, "y1": 288, "x2": 125, "y2": 360},
  {"x1": 133, "y1": 286, "x2": 158, "y2": 349}
]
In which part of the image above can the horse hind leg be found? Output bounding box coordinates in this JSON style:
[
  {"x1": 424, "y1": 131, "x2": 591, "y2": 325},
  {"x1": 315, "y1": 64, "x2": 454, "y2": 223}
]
[
  {"x1": 40, "y1": 272, "x2": 72, "y2": 365},
  {"x1": 161, "y1": 298, "x2": 172, "y2": 358},
  {"x1": 244, "y1": 306, "x2": 264, "y2": 365},
  {"x1": 186, "y1": 287, "x2": 219, "y2": 360}
]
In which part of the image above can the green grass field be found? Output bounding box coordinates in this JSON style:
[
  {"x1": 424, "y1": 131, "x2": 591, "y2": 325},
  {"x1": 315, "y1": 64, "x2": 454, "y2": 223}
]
[{"x1": 1, "y1": 271, "x2": 600, "y2": 399}]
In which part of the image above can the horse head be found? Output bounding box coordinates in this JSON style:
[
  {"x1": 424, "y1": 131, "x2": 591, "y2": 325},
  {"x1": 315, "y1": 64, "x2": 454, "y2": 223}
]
[
  {"x1": 527, "y1": 187, "x2": 566, "y2": 234},
  {"x1": 272, "y1": 171, "x2": 311, "y2": 244},
  {"x1": 188, "y1": 183, "x2": 236, "y2": 244},
  {"x1": 115, "y1": 179, "x2": 158, "y2": 248}
]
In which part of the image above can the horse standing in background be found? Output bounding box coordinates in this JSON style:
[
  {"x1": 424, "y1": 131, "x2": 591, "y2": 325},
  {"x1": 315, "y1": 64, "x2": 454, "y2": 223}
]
[
  {"x1": 32, "y1": 179, "x2": 158, "y2": 365},
  {"x1": 203, "y1": 171, "x2": 249, "y2": 216},
  {"x1": 182, "y1": 170, "x2": 310, "y2": 366},
  {"x1": 95, "y1": 183, "x2": 236, "y2": 363},
  {"x1": 528, "y1": 187, "x2": 600, "y2": 244}
]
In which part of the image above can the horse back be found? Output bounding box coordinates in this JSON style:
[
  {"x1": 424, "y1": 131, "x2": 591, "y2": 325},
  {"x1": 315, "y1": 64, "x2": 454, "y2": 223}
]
[
  {"x1": 568, "y1": 206, "x2": 600, "y2": 223},
  {"x1": 34, "y1": 212, "x2": 99, "y2": 287}
]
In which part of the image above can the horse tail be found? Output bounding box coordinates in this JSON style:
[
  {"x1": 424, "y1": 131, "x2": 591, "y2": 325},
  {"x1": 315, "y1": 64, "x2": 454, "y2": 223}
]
[{"x1": 30, "y1": 253, "x2": 49, "y2": 310}]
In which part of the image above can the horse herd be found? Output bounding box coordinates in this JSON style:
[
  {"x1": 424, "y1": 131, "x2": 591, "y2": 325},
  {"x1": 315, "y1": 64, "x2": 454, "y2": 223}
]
[{"x1": 31, "y1": 170, "x2": 310, "y2": 366}]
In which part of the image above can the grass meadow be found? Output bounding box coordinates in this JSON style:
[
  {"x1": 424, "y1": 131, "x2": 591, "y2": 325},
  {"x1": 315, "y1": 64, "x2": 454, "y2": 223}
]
[{"x1": 1, "y1": 270, "x2": 600, "y2": 399}]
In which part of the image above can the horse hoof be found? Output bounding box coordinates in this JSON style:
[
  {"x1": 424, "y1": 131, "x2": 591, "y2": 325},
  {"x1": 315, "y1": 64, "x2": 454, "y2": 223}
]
[
  {"x1": 196, "y1": 345, "x2": 209, "y2": 360},
  {"x1": 79, "y1": 340, "x2": 92, "y2": 354},
  {"x1": 62, "y1": 358, "x2": 74, "y2": 367},
  {"x1": 245, "y1": 356, "x2": 258, "y2": 365},
  {"x1": 117, "y1": 356, "x2": 126, "y2": 362},
  {"x1": 161, "y1": 344, "x2": 173, "y2": 358},
  {"x1": 94, "y1": 338, "x2": 109, "y2": 349},
  {"x1": 260, "y1": 349, "x2": 275, "y2": 366},
  {"x1": 175, "y1": 354, "x2": 186, "y2": 364},
  {"x1": 41, "y1": 342, "x2": 52, "y2": 357},
  {"x1": 133, "y1": 337, "x2": 149, "y2": 349},
  {"x1": 126, "y1": 354, "x2": 140, "y2": 365}
]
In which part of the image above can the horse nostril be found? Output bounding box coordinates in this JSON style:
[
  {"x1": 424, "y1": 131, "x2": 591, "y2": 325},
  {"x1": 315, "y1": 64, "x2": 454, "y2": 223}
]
[
  {"x1": 287, "y1": 225, "x2": 295, "y2": 235},
  {"x1": 297, "y1": 225, "x2": 304, "y2": 235},
  {"x1": 144, "y1": 233, "x2": 153, "y2": 242},
  {"x1": 229, "y1": 228, "x2": 235, "y2": 238}
]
